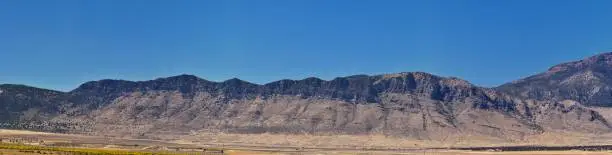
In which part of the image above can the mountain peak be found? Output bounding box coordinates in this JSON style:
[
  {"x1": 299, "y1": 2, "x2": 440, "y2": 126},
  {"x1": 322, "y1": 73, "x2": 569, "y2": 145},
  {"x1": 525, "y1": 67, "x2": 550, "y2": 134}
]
[
  {"x1": 0, "y1": 84, "x2": 64, "y2": 94},
  {"x1": 590, "y1": 51, "x2": 612, "y2": 58},
  {"x1": 72, "y1": 79, "x2": 136, "y2": 92},
  {"x1": 499, "y1": 52, "x2": 612, "y2": 106},
  {"x1": 378, "y1": 72, "x2": 439, "y2": 79},
  {"x1": 155, "y1": 74, "x2": 203, "y2": 82},
  {"x1": 585, "y1": 51, "x2": 612, "y2": 64},
  {"x1": 301, "y1": 77, "x2": 325, "y2": 83},
  {"x1": 548, "y1": 52, "x2": 612, "y2": 73},
  {"x1": 222, "y1": 78, "x2": 257, "y2": 86}
]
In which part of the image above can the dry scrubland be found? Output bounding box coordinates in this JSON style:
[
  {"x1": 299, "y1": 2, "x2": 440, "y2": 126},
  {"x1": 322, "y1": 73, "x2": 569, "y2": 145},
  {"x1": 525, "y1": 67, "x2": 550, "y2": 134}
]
[
  {"x1": 0, "y1": 143, "x2": 214, "y2": 155},
  {"x1": 168, "y1": 130, "x2": 612, "y2": 148},
  {"x1": 4, "y1": 130, "x2": 612, "y2": 155},
  {"x1": 0, "y1": 129, "x2": 224, "y2": 155}
]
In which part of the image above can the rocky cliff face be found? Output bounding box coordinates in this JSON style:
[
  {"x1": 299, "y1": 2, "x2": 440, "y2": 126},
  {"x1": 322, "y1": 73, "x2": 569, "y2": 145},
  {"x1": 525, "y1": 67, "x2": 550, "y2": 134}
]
[
  {"x1": 2, "y1": 70, "x2": 610, "y2": 140},
  {"x1": 497, "y1": 52, "x2": 612, "y2": 107}
]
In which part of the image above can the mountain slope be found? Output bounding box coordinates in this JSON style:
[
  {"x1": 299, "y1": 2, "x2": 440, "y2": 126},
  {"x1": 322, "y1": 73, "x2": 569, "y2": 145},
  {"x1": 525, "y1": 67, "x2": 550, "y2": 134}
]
[
  {"x1": 2, "y1": 71, "x2": 609, "y2": 141},
  {"x1": 497, "y1": 52, "x2": 612, "y2": 107},
  {"x1": 0, "y1": 84, "x2": 84, "y2": 132}
]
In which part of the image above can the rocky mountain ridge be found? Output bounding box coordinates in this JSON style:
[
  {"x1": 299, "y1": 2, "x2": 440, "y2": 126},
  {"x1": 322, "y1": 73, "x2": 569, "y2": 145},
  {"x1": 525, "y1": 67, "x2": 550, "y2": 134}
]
[
  {"x1": 2, "y1": 53, "x2": 612, "y2": 140},
  {"x1": 497, "y1": 52, "x2": 612, "y2": 107}
]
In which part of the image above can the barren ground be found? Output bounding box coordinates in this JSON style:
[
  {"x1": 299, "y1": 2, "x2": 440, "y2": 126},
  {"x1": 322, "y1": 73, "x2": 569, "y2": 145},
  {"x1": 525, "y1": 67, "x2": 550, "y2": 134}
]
[{"x1": 3, "y1": 129, "x2": 612, "y2": 155}]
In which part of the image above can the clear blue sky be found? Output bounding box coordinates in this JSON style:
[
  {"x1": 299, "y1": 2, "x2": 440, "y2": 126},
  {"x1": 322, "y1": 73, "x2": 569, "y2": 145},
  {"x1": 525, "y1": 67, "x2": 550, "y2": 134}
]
[{"x1": 1, "y1": 0, "x2": 611, "y2": 91}]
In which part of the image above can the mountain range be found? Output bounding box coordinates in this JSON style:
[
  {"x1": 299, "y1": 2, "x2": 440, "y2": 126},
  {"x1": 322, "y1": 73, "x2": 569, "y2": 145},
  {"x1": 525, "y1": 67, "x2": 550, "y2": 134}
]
[{"x1": 2, "y1": 52, "x2": 612, "y2": 141}]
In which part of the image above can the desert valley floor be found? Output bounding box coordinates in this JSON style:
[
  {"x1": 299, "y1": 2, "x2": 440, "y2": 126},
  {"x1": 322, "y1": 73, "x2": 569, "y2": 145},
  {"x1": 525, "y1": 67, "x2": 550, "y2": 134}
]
[{"x1": 4, "y1": 129, "x2": 612, "y2": 155}]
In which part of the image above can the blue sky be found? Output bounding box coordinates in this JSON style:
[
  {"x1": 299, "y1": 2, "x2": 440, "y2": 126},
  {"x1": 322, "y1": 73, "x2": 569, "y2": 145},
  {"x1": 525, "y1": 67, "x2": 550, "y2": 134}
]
[{"x1": 1, "y1": 0, "x2": 612, "y2": 91}]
